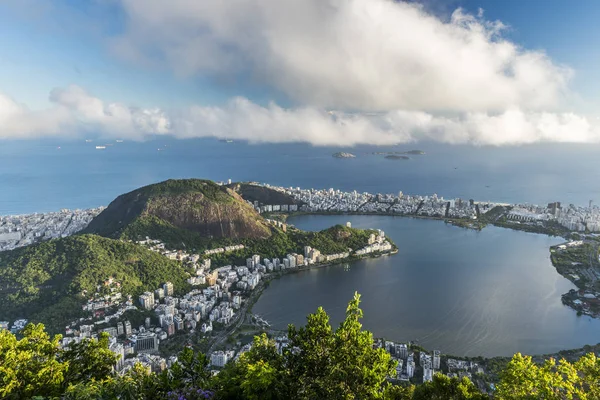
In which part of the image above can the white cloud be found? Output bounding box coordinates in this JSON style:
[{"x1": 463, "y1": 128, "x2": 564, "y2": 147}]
[
  {"x1": 1, "y1": 87, "x2": 599, "y2": 146},
  {"x1": 113, "y1": 0, "x2": 571, "y2": 112},
  {"x1": 0, "y1": 92, "x2": 72, "y2": 139},
  {"x1": 0, "y1": 85, "x2": 169, "y2": 140}
]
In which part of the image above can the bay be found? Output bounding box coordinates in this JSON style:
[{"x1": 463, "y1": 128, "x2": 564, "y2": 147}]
[
  {"x1": 2, "y1": 139, "x2": 600, "y2": 214},
  {"x1": 252, "y1": 214, "x2": 600, "y2": 357}
]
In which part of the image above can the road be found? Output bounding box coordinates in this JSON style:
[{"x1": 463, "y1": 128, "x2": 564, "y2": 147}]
[{"x1": 206, "y1": 280, "x2": 266, "y2": 354}]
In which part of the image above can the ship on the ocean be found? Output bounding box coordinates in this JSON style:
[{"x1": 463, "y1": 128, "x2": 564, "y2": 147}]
[{"x1": 95, "y1": 146, "x2": 106, "y2": 150}]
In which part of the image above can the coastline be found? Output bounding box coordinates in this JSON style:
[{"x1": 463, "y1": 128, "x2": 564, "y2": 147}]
[
  {"x1": 2, "y1": 202, "x2": 594, "y2": 361},
  {"x1": 270, "y1": 210, "x2": 591, "y2": 320}
]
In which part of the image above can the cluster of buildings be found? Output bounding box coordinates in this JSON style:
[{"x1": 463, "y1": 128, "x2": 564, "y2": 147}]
[
  {"x1": 204, "y1": 244, "x2": 245, "y2": 256},
  {"x1": 253, "y1": 184, "x2": 490, "y2": 221},
  {"x1": 247, "y1": 183, "x2": 600, "y2": 234},
  {"x1": 379, "y1": 340, "x2": 483, "y2": 383},
  {"x1": 380, "y1": 340, "x2": 439, "y2": 382},
  {"x1": 251, "y1": 202, "x2": 299, "y2": 214},
  {"x1": 446, "y1": 358, "x2": 484, "y2": 380},
  {"x1": 0, "y1": 319, "x2": 28, "y2": 334},
  {"x1": 0, "y1": 207, "x2": 104, "y2": 251},
  {"x1": 355, "y1": 230, "x2": 393, "y2": 256},
  {"x1": 505, "y1": 202, "x2": 600, "y2": 232}
]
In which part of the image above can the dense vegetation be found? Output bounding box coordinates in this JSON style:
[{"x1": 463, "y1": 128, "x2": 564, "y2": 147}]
[
  {"x1": 2, "y1": 294, "x2": 600, "y2": 399},
  {"x1": 84, "y1": 179, "x2": 271, "y2": 240},
  {"x1": 170, "y1": 224, "x2": 387, "y2": 267},
  {"x1": 124, "y1": 218, "x2": 388, "y2": 267},
  {"x1": 0, "y1": 234, "x2": 190, "y2": 333}
]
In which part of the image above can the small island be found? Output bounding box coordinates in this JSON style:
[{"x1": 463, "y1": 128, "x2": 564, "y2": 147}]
[
  {"x1": 372, "y1": 150, "x2": 424, "y2": 156},
  {"x1": 332, "y1": 152, "x2": 356, "y2": 158},
  {"x1": 385, "y1": 155, "x2": 410, "y2": 160}
]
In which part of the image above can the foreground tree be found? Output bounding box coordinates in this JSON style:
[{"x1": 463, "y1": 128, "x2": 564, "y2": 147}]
[
  {"x1": 0, "y1": 323, "x2": 117, "y2": 399},
  {"x1": 412, "y1": 374, "x2": 487, "y2": 400},
  {"x1": 5, "y1": 295, "x2": 600, "y2": 399},
  {"x1": 216, "y1": 292, "x2": 397, "y2": 399},
  {"x1": 496, "y1": 352, "x2": 600, "y2": 399}
]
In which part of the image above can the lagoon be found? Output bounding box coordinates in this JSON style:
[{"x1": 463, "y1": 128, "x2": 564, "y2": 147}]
[{"x1": 253, "y1": 215, "x2": 600, "y2": 357}]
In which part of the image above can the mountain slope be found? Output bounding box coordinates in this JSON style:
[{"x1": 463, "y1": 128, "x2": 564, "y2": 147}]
[
  {"x1": 0, "y1": 234, "x2": 190, "y2": 332},
  {"x1": 83, "y1": 179, "x2": 272, "y2": 243}
]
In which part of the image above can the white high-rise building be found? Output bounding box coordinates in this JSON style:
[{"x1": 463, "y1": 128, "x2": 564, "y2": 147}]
[
  {"x1": 210, "y1": 350, "x2": 233, "y2": 367},
  {"x1": 396, "y1": 344, "x2": 408, "y2": 359},
  {"x1": 423, "y1": 366, "x2": 433, "y2": 382},
  {"x1": 139, "y1": 292, "x2": 155, "y2": 310},
  {"x1": 406, "y1": 356, "x2": 415, "y2": 378},
  {"x1": 163, "y1": 282, "x2": 174, "y2": 297},
  {"x1": 433, "y1": 350, "x2": 441, "y2": 370}
]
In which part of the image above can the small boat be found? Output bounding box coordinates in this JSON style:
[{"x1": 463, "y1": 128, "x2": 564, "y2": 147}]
[
  {"x1": 85, "y1": 139, "x2": 92, "y2": 143},
  {"x1": 95, "y1": 146, "x2": 106, "y2": 150},
  {"x1": 115, "y1": 140, "x2": 123, "y2": 143}
]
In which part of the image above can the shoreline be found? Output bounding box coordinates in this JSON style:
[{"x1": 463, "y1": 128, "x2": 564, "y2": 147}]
[{"x1": 3, "y1": 204, "x2": 594, "y2": 360}]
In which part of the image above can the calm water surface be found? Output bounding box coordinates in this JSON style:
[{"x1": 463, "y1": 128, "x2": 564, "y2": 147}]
[
  {"x1": 253, "y1": 215, "x2": 600, "y2": 357},
  {"x1": 2, "y1": 140, "x2": 600, "y2": 214}
]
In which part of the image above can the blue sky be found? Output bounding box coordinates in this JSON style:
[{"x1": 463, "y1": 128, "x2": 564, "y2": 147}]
[
  {"x1": 2, "y1": 0, "x2": 597, "y2": 109},
  {"x1": 455, "y1": 0, "x2": 600, "y2": 112},
  {"x1": 0, "y1": 0, "x2": 599, "y2": 145},
  {"x1": 0, "y1": 0, "x2": 285, "y2": 109}
]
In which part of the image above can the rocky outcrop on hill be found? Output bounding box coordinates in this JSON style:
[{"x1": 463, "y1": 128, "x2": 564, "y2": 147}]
[{"x1": 83, "y1": 179, "x2": 271, "y2": 240}]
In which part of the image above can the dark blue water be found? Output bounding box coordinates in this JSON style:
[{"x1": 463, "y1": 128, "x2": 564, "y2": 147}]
[
  {"x1": 2, "y1": 139, "x2": 600, "y2": 214},
  {"x1": 253, "y1": 215, "x2": 600, "y2": 357}
]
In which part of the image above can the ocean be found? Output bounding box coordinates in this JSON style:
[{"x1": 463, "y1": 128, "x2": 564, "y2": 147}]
[{"x1": 1, "y1": 139, "x2": 600, "y2": 215}]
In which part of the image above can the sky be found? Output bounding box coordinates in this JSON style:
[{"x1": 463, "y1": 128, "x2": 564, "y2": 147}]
[{"x1": 1, "y1": 0, "x2": 600, "y2": 146}]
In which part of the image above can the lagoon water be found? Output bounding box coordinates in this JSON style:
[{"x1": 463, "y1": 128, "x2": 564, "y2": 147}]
[{"x1": 253, "y1": 215, "x2": 600, "y2": 357}]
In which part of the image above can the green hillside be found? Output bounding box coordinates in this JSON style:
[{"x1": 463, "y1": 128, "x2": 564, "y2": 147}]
[
  {"x1": 0, "y1": 234, "x2": 190, "y2": 333},
  {"x1": 83, "y1": 179, "x2": 272, "y2": 242}
]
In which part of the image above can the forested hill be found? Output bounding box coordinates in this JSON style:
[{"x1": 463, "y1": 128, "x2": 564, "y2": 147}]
[
  {"x1": 83, "y1": 179, "x2": 272, "y2": 242},
  {"x1": 0, "y1": 234, "x2": 190, "y2": 333}
]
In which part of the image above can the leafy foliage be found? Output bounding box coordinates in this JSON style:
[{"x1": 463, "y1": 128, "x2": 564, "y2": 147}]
[
  {"x1": 0, "y1": 234, "x2": 190, "y2": 333},
  {"x1": 0, "y1": 324, "x2": 117, "y2": 399},
  {"x1": 496, "y1": 352, "x2": 600, "y2": 399},
  {"x1": 412, "y1": 374, "x2": 487, "y2": 400},
  {"x1": 2, "y1": 298, "x2": 600, "y2": 399},
  {"x1": 214, "y1": 292, "x2": 397, "y2": 400}
]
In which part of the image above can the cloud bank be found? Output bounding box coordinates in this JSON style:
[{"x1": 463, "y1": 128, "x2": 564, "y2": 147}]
[
  {"x1": 0, "y1": 86, "x2": 169, "y2": 140},
  {"x1": 114, "y1": 0, "x2": 571, "y2": 112},
  {"x1": 1, "y1": 86, "x2": 599, "y2": 145},
  {"x1": 0, "y1": 1, "x2": 596, "y2": 145}
]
